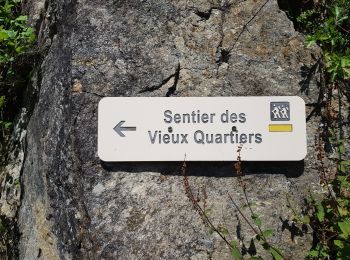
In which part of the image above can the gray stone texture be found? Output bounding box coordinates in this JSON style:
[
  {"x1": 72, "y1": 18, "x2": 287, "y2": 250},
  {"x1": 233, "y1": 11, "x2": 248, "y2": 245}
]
[{"x1": 18, "y1": 0, "x2": 323, "y2": 259}]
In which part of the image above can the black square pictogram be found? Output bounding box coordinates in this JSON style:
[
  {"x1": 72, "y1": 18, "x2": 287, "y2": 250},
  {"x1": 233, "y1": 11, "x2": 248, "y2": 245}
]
[{"x1": 270, "y1": 102, "x2": 290, "y2": 121}]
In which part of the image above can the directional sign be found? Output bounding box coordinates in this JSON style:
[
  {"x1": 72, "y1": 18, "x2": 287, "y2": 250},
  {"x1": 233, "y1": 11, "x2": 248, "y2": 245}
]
[{"x1": 98, "y1": 97, "x2": 307, "y2": 162}]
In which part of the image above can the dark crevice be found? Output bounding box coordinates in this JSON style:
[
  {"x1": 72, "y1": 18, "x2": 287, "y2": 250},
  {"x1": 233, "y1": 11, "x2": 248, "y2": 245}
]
[
  {"x1": 220, "y1": 49, "x2": 230, "y2": 63},
  {"x1": 194, "y1": 9, "x2": 212, "y2": 20},
  {"x1": 49, "y1": 22, "x2": 58, "y2": 39},
  {"x1": 138, "y1": 64, "x2": 180, "y2": 94},
  {"x1": 166, "y1": 64, "x2": 180, "y2": 97},
  {"x1": 138, "y1": 72, "x2": 175, "y2": 93},
  {"x1": 217, "y1": 48, "x2": 231, "y2": 64},
  {"x1": 215, "y1": 7, "x2": 227, "y2": 67},
  {"x1": 80, "y1": 90, "x2": 106, "y2": 98},
  {"x1": 37, "y1": 248, "x2": 42, "y2": 258}
]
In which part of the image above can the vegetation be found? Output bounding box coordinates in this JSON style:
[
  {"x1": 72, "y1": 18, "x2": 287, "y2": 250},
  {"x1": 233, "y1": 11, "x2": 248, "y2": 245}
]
[
  {"x1": 298, "y1": 0, "x2": 350, "y2": 82},
  {"x1": 183, "y1": 0, "x2": 350, "y2": 259},
  {"x1": 0, "y1": 0, "x2": 35, "y2": 258},
  {"x1": 0, "y1": 0, "x2": 35, "y2": 142},
  {"x1": 182, "y1": 150, "x2": 284, "y2": 260},
  {"x1": 294, "y1": 0, "x2": 350, "y2": 258}
]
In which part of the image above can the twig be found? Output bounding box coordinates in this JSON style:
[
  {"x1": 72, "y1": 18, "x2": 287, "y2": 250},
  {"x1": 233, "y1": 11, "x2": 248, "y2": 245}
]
[
  {"x1": 181, "y1": 159, "x2": 234, "y2": 249},
  {"x1": 316, "y1": 130, "x2": 341, "y2": 216},
  {"x1": 228, "y1": 193, "x2": 260, "y2": 236}
]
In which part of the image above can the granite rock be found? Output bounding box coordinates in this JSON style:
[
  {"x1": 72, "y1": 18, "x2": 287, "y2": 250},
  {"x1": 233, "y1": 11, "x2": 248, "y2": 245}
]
[{"x1": 17, "y1": 0, "x2": 323, "y2": 259}]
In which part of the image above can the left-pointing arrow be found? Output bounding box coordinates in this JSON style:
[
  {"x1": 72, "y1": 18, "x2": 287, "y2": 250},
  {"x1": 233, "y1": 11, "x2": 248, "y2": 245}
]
[{"x1": 113, "y1": 121, "x2": 137, "y2": 137}]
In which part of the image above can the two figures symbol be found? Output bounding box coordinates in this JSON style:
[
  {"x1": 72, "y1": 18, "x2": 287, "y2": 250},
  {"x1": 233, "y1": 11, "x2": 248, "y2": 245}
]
[{"x1": 271, "y1": 103, "x2": 290, "y2": 120}]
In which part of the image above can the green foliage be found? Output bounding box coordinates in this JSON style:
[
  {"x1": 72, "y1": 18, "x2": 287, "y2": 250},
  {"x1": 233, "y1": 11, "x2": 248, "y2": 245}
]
[
  {"x1": 0, "y1": 0, "x2": 35, "y2": 69},
  {"x1": 230, "y1": 240, "x2": 243, "y2": 260},
  {"x1": 265, "y1": 246, "x2": 283, "y2": 260},
  {"x1": 183, "y1": 158, "x2": 284, "y2": 260},
  {"x1": 298, "y1": 0, "x2": 350, "y2": 81},
  {"x1": 295, "y1": 1, "x2": 350, "y2": 258},
  {"x1": 295, "y1": 135, "x2": 350, "y2": 259},
  {"x1": 186, "y1": 1, "x2": 349, "y2": 259},
  {"x1": 247, "y1": 210, "x2": 283, "y2": 260},
  {"x1": 0, "y1": 95, "x2": 4, "y2": 107},
  {"x1": 0, "y1": 0, "x2": 35, "y2": 136},
  {"x1": 262, "y1": 229, "x2": 273, "y2": 238},
  {"x1": 251, "y1": 213, "x2": 262, "y2": 228},
  {"x1": 0, "y1": 0, "x2": 34, "y2": 258}
]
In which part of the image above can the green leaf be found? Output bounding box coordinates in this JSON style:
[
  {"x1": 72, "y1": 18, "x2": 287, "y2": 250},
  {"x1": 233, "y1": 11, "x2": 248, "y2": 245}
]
[
  {"x1": 338, "y1": 161, "x2": 350, "y2": 173},
  {"x1": 338, "y1": 143, "x2": 346, "y2": 154},
  {"x1": 15, "y1": 46, "x2": 23, "y2": 53},
  {"x1": 319, "y1": 33, "x2": 330, "y2": 41},
  {"x1": 230, "y1": 240, "x2": 238, "y2": 247},
  {"x1": 340, "y1": 56, "x2": 350, "y2": 68},
  {"x1": 267, "y1": 247, "x2": 283, "y2": 260},
  {"x1": 242, "y1": 202, "x2": 255, "y2": 209},
  {"x1": 344, "y1": 68, "x2": 350, "y2": 79},
  {"x1": 251, "y1": 214, "x2": 262, "y2": 228},
  {"x1": 262, "y1": 229, "x2": 274, "y2": 238},
  {"x1": 15, "y1": 15, "x2": 28, "y2": 22},
  {"x1": 308, "y1": 249, "x2": 319, "y2": 257},
  {"x1": 13, "y1": 178, "x2": 20, "y2": 186},
  {"x1": 315, "y1": 202, "x2": 325, "y2": 222},
  {"x1": 3, "y1": 29, "x2": 16, "y2": 38},
  {"x1": 337, "y1": 242, "x2": 350, "y2": 259},
  {"x1": 338, "y1": 221, "x2": 350, "y2": 239},
  {"x1": 219, "y1": 226, "x2": 229, "y2": 237},
  {"x1": 306, "y1": 35, "x2": 316, "y2": 48},
  {"x1": 337, "y1": 175, "x2": 350, "y2": 190},
  {"x1": 333, "y1": 5, "x2": 341, "y2": 21},
  {"x1": 203, "y1": 208, "x2": 212, "y2": 217},
  {"x1": 0, "y1": 30, "x2": 9, "y2": 40},
  {"x1": 301, "y1": 215, "x2": 310, "y2": 224},
  {"x1": 22, "y1": 27, "x2": 35, "y2": 40},
  {"x1": 231, "y1": 247, "x2": 242, "y2": 260},
  {"x1": 334, "y1": 240, "x2": 344, "y2": 249},
  {"x1": 230, "y1": 240, "x2": 242, "y2": 260},
  {"x1": 4, "y1": 122, "x2": 12, "y2": 129},
  {"x1": 0, "y1": 96, "x2": 5, "y2": 108}
]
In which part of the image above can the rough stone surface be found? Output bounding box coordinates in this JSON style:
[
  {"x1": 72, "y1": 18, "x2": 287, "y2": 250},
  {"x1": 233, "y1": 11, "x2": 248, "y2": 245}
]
[
  {"x1": 18, "y1": 0, "x2": 324, "y2": 259},
  {"x1": 0, "y1": 109, "x2": 27, "y2": 219}
]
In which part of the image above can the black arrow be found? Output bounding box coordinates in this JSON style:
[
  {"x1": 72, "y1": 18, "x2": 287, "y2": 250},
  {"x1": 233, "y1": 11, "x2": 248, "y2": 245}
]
[{"x1": 113, "y1": 121, "x2": 137, "y2": 137}]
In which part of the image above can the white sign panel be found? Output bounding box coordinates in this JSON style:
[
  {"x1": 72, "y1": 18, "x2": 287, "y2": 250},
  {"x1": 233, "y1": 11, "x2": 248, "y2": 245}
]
[{"x1": 98, "y1": 97, "x2": 307, "y2": 161}]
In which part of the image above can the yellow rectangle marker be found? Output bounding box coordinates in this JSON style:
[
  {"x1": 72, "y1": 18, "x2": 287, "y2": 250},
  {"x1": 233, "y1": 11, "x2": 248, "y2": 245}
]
[{"x1": 269, "y1": 124, "x2": 293, "y2": 132}]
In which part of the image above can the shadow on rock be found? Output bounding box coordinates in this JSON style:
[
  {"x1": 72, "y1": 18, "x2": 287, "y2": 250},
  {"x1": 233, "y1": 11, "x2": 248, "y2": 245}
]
[
  {"x1": 101, "y1": 160, "x2": 304, "y2": 178},
  {"x1": 299, "y1": 58, "x2": 320, "y2": 96},
  {"x1": 280, "y1": 217, "x2": 308, "y2": 242}
]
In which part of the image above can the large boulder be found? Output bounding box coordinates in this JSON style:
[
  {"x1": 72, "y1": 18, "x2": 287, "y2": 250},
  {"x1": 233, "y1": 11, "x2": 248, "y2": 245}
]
[{"x1": 18, "y1": 0, "x2": 321, "y2": 258}]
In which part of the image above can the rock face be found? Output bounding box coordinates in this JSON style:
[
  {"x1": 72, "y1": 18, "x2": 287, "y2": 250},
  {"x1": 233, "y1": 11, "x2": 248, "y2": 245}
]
[{"x1": 18, "y1": 0, "x2": 322, "y2": 259}]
